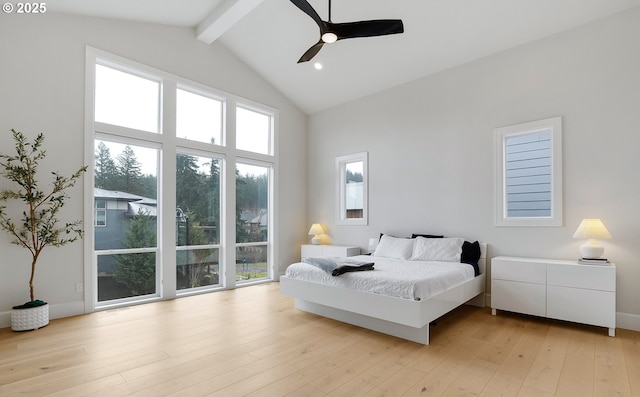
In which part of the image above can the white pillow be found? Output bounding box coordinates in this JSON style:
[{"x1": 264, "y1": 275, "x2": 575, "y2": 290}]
[
  {"x1": 410, "y1": 237, "x2": 464, "y2": 262},
  {"x1": 373, "y1": 234, "x2": 415, "y2": 260}
]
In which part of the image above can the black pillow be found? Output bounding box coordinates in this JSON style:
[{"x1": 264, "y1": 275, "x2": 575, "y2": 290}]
[
  {"x1": 379, "y1": 233, "x2": 411, "y2": 240},
  {"x1": 411, "y1": 234, "x2": 444, "y2": 239},
  {"x1": 461, "y1": 240, "x2": 481, "y2": 276}
]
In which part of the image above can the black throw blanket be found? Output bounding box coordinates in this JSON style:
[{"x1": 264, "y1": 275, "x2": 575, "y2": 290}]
[{"x1": 302, "y1": 257, "x2": 375, "y2": 276}]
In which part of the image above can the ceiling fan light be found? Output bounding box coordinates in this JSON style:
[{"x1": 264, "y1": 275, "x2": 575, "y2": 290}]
[{"x1": 321, "y1": 32, "x2": 337, "y2": 43}]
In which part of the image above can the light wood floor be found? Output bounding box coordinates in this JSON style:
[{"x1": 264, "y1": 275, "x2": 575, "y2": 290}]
[{"x1": 1, "y1": 282, "x2": 639, "y2": 397}]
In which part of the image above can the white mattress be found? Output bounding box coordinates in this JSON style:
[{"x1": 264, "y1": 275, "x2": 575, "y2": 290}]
[{"x1": 284, "y1": 255, "x2": 475, "y2": 301}]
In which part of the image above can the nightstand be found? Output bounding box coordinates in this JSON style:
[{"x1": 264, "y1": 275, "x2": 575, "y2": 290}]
[
  {"x1": 301, "y1": 244, "x2": 360, "y2": 260},
  {"x1": 491, "y1": 256, "x2": 616, "y2": 336}
]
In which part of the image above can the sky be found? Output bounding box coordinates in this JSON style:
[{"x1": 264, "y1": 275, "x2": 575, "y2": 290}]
[{"x1": 94, "y1": 64, "x2": 271, "y2": 178}]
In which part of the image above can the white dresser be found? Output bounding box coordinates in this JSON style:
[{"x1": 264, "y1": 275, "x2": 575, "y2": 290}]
[
  {"x1": 301, "y1": 244, "x2": 360, "y2": 259},
  {"x1": 491, "y1": 256, "x2": 616, "y2": 336}
]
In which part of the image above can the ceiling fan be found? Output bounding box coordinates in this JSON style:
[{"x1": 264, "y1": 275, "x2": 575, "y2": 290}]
[{"x1": 290, "y1": 0, "x2": 404, "y2": 63}]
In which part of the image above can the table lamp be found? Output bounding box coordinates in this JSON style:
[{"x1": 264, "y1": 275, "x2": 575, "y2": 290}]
[
  {"x1": 572, "y1": 219, "x2": 612, "y2": 259},
  {"x1": 308, "y1": 223, "x2": 324, "y2": 245}
]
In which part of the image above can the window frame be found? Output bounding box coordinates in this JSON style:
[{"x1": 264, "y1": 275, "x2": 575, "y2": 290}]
[
  {"x1": 84, "y1": 47, "x2": 278, "y2": 312},
  {"x1": 494, "y1": 116, "x2": 563, "y2": 227},
  {"x1": 336, "y1": 152, "x2": 368, "y2": 226}
]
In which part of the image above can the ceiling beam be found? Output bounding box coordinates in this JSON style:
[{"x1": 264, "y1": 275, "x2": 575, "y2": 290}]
[{"x1": 196, "y1": 0, "x2": 263, "y2": 44}]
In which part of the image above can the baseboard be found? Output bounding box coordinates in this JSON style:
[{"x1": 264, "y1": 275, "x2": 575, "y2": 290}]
[
  {"x1": 3, "y1": 297, "x2": 639, "y2": 333},
  {"x1": 0, "y1": 312, "x2": 9, "y2": 329},
  {"x1": 617, "y1": 312, "x2": 640, "y2": 332}
]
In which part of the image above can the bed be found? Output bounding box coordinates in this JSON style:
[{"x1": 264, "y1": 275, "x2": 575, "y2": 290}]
[{"x1": 280, "y1": 236, "x2": 487, "y2": 345}]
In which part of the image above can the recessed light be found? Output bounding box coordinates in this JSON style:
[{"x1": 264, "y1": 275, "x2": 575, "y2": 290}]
[{"x1": 314, "y1": 62, "x2": 323, "y2": 70}]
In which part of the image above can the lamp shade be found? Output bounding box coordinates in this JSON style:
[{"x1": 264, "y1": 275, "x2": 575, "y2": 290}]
[
  {"x1": 308, "y1": 223, "x2": 324, "y2": 245},
  {"x1": 573, "y1": 219, "x2": 611, "y2": 259},
  {"x1": 572, "y1": 219, "x2": 612, "y2": 239},
  {"x1": 308, "y1": 223, "x2": 324, "y2": 235}
]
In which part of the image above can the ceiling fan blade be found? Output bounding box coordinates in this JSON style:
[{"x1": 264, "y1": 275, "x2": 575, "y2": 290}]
[
  {"x1": 329, "y1": 19, "x2": 404, "y2": 40},
  {"x1": 290, "y1": 0, "x2": 324, "y2": 29},
  {"x1": 298, "y1": 40, "x2": 325, "y2": 63}
]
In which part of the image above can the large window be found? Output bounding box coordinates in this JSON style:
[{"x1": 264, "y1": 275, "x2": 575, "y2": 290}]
[
  {"x1": 86, "y1": 48, "x2": 277, "y2": 309},
  {"x1": 494, "y1": 117, "x2": 562, "y2": 227}
]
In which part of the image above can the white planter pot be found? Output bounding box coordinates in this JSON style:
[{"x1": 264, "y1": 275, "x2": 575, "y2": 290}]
[{"x1": 11, "y1": 303, "x2": 49, "y2": 331}]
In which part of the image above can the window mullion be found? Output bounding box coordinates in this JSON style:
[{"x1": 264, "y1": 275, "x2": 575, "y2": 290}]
[
  {"x1": 162, "y1": 80, "x2": 178, "y2": 299},
  {"x1": 223, "y1": 99, "x2": 237, "y2": 288}
]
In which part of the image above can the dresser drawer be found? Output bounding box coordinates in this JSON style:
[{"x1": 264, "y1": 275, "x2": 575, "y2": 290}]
[
  {"x1": 301, "y1": 245, "x2": 360, "y2": 259},
  {"x1": 547, "y1": 263, "x2": 615, "y2": 291},
  {"x1": 492, "y1": 257, "x2": 546, "y2": 284},
  {"x1": 322, "y1": 245, "x2": 360, "y2": 257},
  {"x1": 492, "y1": 279, "x2": 546, "y2": 317},
  {"x1": 547, "y1": 285, "x2": 616, "y2": 328},
  {"x1": 301, "y1": 245, "x2": 323, "y2": 259}
]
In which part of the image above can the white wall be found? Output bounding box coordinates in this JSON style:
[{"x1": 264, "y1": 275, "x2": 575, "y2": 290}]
[
  {"x1": 307, "y1": 8, "x2": 640, "y2": 329},
  {"x1": 0, "y1": 12, "x2": 308, "y2": 326}
]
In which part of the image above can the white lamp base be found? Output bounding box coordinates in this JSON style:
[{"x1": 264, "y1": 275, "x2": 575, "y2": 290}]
[
  {"x1": 311, "y1": 236, "x2": 321, "y2": 245},
  {"x1": 580, "y1": 239, "x2": 604, "y2": 259}
]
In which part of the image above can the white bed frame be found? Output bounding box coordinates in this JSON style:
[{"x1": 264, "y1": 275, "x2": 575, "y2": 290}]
[{"x1": 280, "y1": 243, "x2": 487, "y2": 345}]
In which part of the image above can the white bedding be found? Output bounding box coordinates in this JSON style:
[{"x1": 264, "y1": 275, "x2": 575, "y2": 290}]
[{"x1": 284, "y1": 255, "x2": 475, "y2": 301}]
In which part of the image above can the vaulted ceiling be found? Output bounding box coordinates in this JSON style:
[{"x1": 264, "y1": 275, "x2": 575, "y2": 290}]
[{"x1": 48, "y1": 0, "x2": 640, "y2": 114}]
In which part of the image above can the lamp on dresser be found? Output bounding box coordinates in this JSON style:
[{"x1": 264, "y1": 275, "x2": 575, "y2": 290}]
[
  {"x1": 573, "y1": 218, "x2": 612, "y2": 259},
  {"x1": 308, "y1": 223, "x2": 325, "y2": 245}
]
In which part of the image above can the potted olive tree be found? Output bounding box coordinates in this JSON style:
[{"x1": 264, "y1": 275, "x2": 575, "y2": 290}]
[{"x1": 0, "y1": 129, "x2": 87, "y2": 331}]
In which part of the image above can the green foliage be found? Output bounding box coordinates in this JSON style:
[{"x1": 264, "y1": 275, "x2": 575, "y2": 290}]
[
  {"x1": 115, "y1": 145, "x2": 143, "y2": 194},
  {"x1": 94, "y1": 142, "x2": 118, "y2": 190},
  {"x1": 176, "y1": 153, "x2": 220, "y2": 233},
  {"x1": 346, "y1": 169, "x2": 363, "y2": 183},
  {"x1": 0, "y1": 129, "x2": 87, "y2": 302},
  {"x1": 235, "y1": 171, "x2": 268, "y2": 243},
  {"x1": 113, "y1": 210, "x2": 156, "y2": 295},
  {"x1": 95, "y1": 142, "x2": 156, "y2": 198}
]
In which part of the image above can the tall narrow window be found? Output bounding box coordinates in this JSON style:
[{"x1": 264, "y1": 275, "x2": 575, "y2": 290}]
[
  {"x1": 176, "y1": 153, "x2": 222, "y2": 291},
  {"x1": 93, "y1": 140, "x2": 159, "y2": 303},
  {"x1": 336, "y1": 152, "x2": 368, "y2": 225},
  {"x1": 236, "y1": 162, "x2": 270, "y2": 283},
  {"x1": 494, "y1": 117, "x2": 562, "y2": 226}
]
